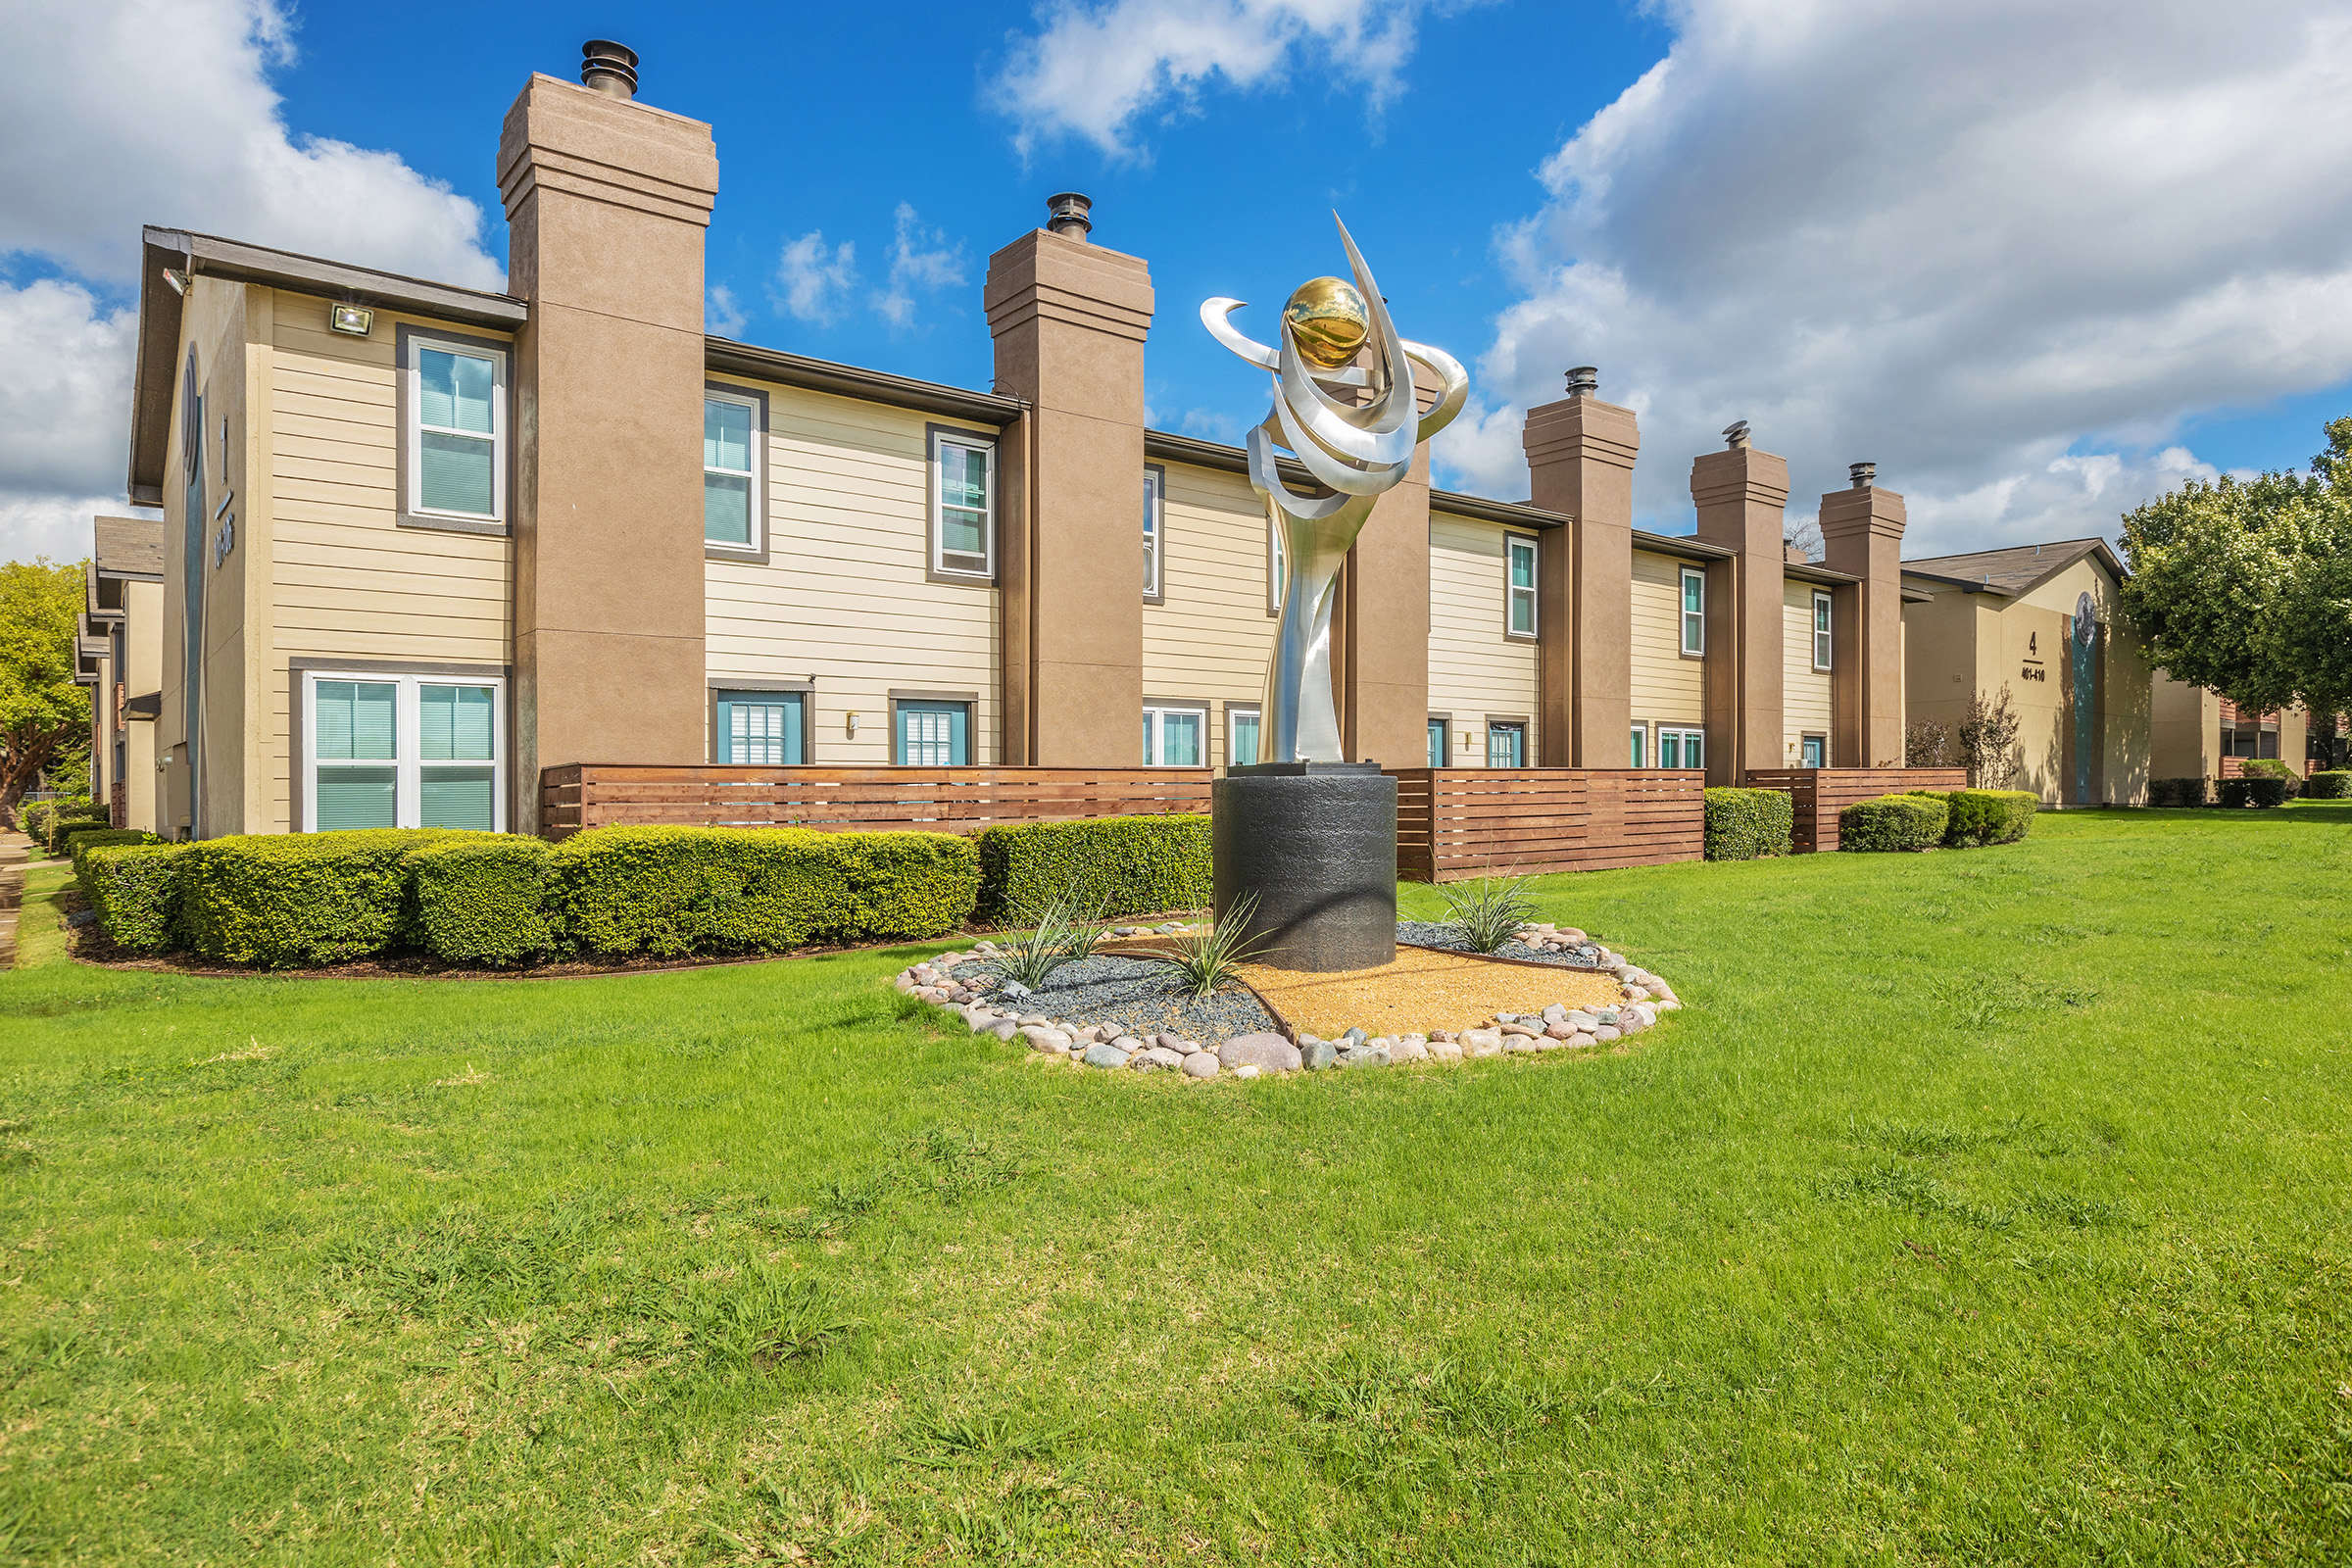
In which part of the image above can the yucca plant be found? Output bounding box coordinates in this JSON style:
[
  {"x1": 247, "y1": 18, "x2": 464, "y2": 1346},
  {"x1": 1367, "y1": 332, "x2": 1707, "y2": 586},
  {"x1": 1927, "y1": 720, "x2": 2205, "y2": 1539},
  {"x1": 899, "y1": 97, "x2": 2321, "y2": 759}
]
[
  {"x1": 1438, "y1": 872, "x2": 1537, "y2": 954},
  {"x1": 994, "y1": 896, "x2": 1102, "y2": 990},
  {"x1": 1140, "y1": 895, "x2": 1275, "y2": 997}
]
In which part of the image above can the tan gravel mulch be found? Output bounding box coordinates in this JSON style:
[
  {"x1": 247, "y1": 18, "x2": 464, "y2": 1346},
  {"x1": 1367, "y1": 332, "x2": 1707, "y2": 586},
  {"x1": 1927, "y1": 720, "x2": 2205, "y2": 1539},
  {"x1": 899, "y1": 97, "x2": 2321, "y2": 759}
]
[{"x1": 1237, "y1": 947, "x2": 1622, "y2": 1039}]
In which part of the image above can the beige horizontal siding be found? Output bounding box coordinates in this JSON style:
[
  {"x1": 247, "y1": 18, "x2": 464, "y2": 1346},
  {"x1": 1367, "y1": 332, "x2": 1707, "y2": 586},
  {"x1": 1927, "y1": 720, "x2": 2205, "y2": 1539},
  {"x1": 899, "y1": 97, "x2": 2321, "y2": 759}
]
[
  {"x1": 1143, "y1": 462, "x2": 1277, "y2": 769},
  {"x1": 705, "y1": 377, "x2": 1001, "y2": 764},
  {"x1": 1629, "y1": 549, "x2": 1703, "y2": 725},
  {"x1": 1429, "y1": 512, "x2": 1539, "y2": 763},
  {"x1": 1784, "y1": 580, "x2": 1834, "y2": 760},
  {"x1": 264, "y1": 293, "x2": 514, "y2": 830}
]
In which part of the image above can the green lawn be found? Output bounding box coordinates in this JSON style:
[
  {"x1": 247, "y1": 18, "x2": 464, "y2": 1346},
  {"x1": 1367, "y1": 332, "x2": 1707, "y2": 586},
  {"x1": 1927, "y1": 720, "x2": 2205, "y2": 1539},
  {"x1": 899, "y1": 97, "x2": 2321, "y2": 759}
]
[{"x1": 2, "y1": 808, "x2": 2348, "y2": 1565}]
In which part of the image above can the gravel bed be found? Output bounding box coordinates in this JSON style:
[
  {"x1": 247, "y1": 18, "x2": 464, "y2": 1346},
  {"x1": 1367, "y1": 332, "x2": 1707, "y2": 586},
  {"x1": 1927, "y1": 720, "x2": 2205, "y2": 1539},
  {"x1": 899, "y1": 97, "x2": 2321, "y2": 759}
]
[
  {"x1": 1396, "y1": 921, "x2": 1604, "y2": 968},
  {"x1": 969, "y1": 954, "x2": 1277, "y2": 1045}
]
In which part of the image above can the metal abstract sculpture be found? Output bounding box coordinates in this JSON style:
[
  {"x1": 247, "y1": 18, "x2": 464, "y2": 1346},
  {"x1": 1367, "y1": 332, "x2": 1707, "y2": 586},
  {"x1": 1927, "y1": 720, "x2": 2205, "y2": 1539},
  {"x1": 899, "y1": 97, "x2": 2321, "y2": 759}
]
[{"x1": 1201, "y1": 216, "x2": 1470, "y2": 763}]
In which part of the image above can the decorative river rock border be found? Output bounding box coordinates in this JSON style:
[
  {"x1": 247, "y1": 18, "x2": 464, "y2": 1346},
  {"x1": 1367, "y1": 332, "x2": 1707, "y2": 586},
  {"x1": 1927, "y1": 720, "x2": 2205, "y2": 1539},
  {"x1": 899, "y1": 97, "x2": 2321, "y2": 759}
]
[{"x1": 892, "y1": 920, "x2": 1682, "y2": 1080}]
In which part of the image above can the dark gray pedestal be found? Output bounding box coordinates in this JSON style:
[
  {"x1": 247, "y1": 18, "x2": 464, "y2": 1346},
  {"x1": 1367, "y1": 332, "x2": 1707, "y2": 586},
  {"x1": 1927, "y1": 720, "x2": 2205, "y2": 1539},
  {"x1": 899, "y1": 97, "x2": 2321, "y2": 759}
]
[{"x1": 1211, "y1": 762, "x2": 1397, "y2": 973}]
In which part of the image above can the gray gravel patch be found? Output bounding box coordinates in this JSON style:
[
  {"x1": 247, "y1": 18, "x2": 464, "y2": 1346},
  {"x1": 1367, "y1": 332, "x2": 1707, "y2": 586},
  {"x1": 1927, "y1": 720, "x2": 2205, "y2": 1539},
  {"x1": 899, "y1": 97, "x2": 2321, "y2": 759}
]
[
  {"x1": 1396, "y1": 921, "x2": 1605, "y2": 968},
  {"x1": 970, "y1": 954, "x2": 1276, "y2": 1046}
]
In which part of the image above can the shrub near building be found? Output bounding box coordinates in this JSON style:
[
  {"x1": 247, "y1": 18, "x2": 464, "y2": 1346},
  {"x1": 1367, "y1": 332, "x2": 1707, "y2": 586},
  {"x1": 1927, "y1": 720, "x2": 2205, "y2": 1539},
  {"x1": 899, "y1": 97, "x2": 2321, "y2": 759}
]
[
  {"x1": 1839, "y1": 793, "x2": 1950, "y2": 852},
  {"x1": 1702, "y1": 789, "x2": 1793, "y2": 860},
  {"x1": 976, "y1": 814, "x2": 1211, "y2": 923},
  {"x1": 2302, "y1": 770, "x2": 2352, "y2": 800}
]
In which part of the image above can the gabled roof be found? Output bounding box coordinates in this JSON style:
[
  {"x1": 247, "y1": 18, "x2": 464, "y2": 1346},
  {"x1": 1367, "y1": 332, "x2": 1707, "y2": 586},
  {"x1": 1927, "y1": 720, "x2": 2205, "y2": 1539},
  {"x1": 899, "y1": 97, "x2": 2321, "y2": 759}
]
[
  {"x1": 93, "y1": 515, "x2": 165, "y2": 579},
  {"x1": 1900, "y1": 537, "x2": 2125, "y2": 598}
]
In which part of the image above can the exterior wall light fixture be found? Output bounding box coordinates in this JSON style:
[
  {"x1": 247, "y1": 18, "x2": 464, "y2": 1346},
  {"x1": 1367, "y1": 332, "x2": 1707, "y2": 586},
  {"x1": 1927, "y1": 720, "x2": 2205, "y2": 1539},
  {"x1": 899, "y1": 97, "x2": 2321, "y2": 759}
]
[
  {"x1": 329, "y1": 304, "x2": 374, "y2": 337},
  {"x1": 847, "y1": 711, "x2": 860, "y2": 738}
]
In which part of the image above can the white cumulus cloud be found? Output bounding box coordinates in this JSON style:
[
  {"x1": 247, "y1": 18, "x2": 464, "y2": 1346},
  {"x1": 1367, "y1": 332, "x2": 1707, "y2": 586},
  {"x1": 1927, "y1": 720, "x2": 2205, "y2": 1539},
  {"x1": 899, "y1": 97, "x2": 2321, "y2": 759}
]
[
  {"x1": 1434, "y1": 0, "x2": 2352, "y2": 559},
  {"x1": 992, "y1": 0, "x2": 1452, "y2": 159},
  {"x1": 873, "y1": 203, "x2": 968, "y2": 332},
  {"x1": 0, "y1": 0, "x2": 503, "y2": 564},
  {"x1": 773, "y1": 232, "x2": 860, "y2": 325}
]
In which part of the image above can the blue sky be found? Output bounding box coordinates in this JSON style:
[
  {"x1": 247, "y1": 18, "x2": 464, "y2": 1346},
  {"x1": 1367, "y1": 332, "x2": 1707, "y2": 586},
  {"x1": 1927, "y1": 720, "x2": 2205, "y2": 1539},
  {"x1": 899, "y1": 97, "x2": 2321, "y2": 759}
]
[{"x1": 5, "y1": 0, "x2": 2351, "y2": 562}]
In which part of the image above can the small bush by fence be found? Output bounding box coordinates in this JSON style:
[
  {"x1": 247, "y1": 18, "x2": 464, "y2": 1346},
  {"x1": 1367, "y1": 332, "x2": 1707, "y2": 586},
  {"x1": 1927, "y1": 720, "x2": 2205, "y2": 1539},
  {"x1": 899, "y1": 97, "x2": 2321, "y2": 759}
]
[
  {"x1": 976, "y1": 814, "x2": 1211, "y2": 923},
  {"x1": 1702, "y1": 789, "x2": 1793, "y2": 860},
  {"x1": 1839, "y1": 794, "x2": 1950, "y2": 853}
]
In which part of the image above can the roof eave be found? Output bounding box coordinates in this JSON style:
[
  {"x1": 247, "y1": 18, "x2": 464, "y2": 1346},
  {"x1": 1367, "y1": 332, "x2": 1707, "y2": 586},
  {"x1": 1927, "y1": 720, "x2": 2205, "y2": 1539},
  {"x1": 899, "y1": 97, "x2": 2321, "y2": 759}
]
[{"x1": 708, "y1": 338, "x2": 1025, "y2": 426}]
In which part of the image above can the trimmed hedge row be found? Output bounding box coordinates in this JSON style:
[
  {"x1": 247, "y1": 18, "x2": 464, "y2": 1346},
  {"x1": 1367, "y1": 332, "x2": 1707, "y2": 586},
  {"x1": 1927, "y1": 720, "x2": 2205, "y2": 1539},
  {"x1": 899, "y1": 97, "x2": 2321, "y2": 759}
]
[
  {"x1": 1702, "y1": 788, "x2": 1793, "y2": 860},
  {"x1": 975, "y1": 813, "x2": 1211, "y2": 922},
  {"x1": 1840, "y1": 793, "x2": 1949, "y2": 852},
  {"x1": 2303, "y1": 770, "x2": 2352, "y2": 800},
  {"x1": 80, "y1": 844, "x2": 195, "y2": 952},
  {"x1": 2220, "y1": 776, "x2": 2292, "y2": 808},
  {"x1": 2148, "y1": 777, "x2": 2208, "y2": 808},
  {"x1": 32, "y1": 801, "x2": 110, "y2": 854},
  {"x1": 76, "y1": 824, "x2": 982, "y2": 967}
]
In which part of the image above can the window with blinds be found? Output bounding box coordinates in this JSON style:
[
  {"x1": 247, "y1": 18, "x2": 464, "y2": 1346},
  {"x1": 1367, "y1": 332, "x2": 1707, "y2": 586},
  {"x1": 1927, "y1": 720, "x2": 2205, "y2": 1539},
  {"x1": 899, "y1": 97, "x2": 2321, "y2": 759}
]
[
  {"x1": 898, "y1": 701, "x2": 969, "y2": 765},
  {"x1": 705, "y1": 392, "x2": 758, "y2": 549},
  {"x1": 932, "y1": 432, "x2": 994, "y2": 578},
  {"x1": 408, "y1": 338, "x2": 505, "y2": 523},
  {"x1": 714, "y1": 690, "x2": 805, "y2": 764},
  {"x1": 305, "y1": 672, "x2": 504, "y2": 832},
  {"x1": 1506, "y1": 535, "x2": 1538, "y2": 637}
]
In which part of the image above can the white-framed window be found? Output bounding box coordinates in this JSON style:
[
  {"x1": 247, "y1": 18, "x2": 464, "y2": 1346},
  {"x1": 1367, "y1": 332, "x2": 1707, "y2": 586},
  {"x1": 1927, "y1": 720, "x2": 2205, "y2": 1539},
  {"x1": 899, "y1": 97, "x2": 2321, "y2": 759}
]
[
  {"x1": 406, "y1": 335, "x2": 506, "y2": 524},
  {"x1": 931, "y1": 428, "x2": 995, "y2": 579},
  {"x1": 1143, "y1": 706, "x2": 1206, "y2": 766},
  {"x1": 1658, "y1": 725, "x2": 1704, "y2": 770},
  {"x1": 1268, "y1": 515, "x2": 1286, "y2": 613},
  {"x1": 1630, "y1": 722, "x2": 1647, "y2": 768},
  {"x1": 1812, "y1": 589, "x2": 1833, "y2": 670},
  {"x1": 1228, "y1": 706, "x2": 1261, "y2": 767},
  {"x1": 1144, "y1": 465, "x2": 1165, "y2": 600},
  {"x1": 303, "y1": 670, "x2": 505, "y2": 833},
  {"x1": 1506, "y1": 534, "x2": 1538, "y2": 638},
  {"x1": 704, "y1": 389, "x2": 760, "y2": 552},
  {"x1": 1680, "y1": 567, "x2": 1706, "y2": 656}
]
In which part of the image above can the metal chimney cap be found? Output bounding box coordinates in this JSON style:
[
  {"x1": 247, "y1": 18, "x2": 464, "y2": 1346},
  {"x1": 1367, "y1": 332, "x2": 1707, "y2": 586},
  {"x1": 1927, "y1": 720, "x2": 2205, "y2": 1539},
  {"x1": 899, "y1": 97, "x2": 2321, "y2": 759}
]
[
  {"x1": 1849, "y1": 461, "x2": 1877, "y2": 489},
  {"x1": 1045, "y1": 192, "x2": 1093, "y2": 239},
  {"x1": 1722, "y1": 419, "x2": 1750, "y2": 450},
  {"x1": 582, "y1": 39, "x2": 639, "y2": 100},
  {"x1": 1565, "y1": 366, "x2": 1598, "y2": 397}
]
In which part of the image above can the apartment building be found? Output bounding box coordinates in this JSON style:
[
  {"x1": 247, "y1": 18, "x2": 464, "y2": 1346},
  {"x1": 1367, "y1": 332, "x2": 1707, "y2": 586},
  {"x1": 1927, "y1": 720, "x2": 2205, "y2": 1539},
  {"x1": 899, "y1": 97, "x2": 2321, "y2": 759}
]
[
  {"x1": 72, "y1": 516, "x2": 167, "y2": 831},
  {"x1": 119, "y1": 43, "x2": 1908, "y2": 840}
]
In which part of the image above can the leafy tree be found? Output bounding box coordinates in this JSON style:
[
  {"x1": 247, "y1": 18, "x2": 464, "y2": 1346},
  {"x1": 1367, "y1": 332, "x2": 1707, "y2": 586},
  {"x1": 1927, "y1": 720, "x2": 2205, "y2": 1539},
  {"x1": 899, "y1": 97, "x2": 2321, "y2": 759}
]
[
  {"x1": 1958, "y1": 684, "x2": 2021, "y2": 788},
  {"x1": 2119, "y1": 416, "x2": 2352, "y2": 718},
  {"x1": 1904, "y1": 717, "x2": 1955, "y2": 768},
  {"x1": 0, "y1": 559, "x2": 91, "y2": 828}
]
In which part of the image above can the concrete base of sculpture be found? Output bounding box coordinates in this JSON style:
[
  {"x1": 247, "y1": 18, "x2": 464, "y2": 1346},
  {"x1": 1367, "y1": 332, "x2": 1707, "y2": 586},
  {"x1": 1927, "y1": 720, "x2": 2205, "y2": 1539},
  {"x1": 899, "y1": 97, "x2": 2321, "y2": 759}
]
[{"x1": 1211, "y1": 762, "x2": 1397, "y2": 973}]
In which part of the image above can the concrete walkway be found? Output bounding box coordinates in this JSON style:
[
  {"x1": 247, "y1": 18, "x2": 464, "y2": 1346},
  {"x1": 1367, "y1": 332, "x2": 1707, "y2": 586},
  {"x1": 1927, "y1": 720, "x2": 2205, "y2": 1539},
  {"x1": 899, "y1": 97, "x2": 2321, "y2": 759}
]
[{"x1": 0, "y1": 831, "x2": 31, "y2": 969}]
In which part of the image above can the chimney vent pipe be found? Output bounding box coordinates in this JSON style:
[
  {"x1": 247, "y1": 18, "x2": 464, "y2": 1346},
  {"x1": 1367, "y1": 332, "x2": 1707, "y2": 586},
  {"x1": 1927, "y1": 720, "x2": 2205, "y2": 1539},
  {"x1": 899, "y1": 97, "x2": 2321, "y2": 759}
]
[
  {"x1": 1564, "y1": 366, "x2": 1598, "y2": 398},
  {"x1": 1849, "y1": 461, "x2": 1876, "y2": 489},
  {"x1": 1045, "y1": 191, "x2": 1093, "y2": 239},
  {"x1": 581, "y1": 39, "x2": 639, "y2": 100}
]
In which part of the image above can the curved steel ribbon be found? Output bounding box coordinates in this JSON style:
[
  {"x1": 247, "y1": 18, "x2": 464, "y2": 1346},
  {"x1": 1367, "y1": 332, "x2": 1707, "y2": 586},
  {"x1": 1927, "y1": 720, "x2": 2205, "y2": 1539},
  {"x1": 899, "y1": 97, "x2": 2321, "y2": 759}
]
[{"x1": 1203, "y1": 215, "x2": 1470, "y2": 764}]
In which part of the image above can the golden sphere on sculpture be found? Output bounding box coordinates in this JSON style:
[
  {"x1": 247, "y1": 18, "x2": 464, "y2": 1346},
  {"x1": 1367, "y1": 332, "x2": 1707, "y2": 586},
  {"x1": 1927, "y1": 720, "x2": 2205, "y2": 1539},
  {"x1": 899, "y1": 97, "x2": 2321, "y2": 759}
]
[{"x1": 1283, "y1": 276, "x2": 1369, "y2": 368}]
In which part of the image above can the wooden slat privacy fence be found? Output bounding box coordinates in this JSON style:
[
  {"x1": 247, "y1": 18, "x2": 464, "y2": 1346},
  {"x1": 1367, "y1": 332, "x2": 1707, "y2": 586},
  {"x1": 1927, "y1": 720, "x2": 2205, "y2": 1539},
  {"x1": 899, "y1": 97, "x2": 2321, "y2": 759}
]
[
  {"x1": 1741, "y1": 767, "x2": 1969, "y2": 852},
  {"x1": 539, "y1": 765, "x2": 1212, "y2": 840},
  {"x1": 1388, "y1": 768, "x2": 1706, "y2": 882}
]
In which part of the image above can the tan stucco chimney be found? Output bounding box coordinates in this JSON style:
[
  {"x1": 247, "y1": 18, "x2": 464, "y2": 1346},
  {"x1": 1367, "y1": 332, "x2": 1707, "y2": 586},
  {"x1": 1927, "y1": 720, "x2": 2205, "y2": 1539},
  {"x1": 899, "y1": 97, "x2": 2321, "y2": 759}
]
[
  {"x1": 1820, "y1": 464, "x2": 1907, "y2": 766},
  {"x1": 985, "y1": 202, "x2": 1153, "y2": 764},
  {"x1": 1691, "y1": 430, "x2": 1789, "y2": 783},
  {"x1": 1525, "y1": 368, "x2": 1638, "y2": 765},
  {"x1": 497, "y1": 51, "x2": 719, "y2": 828}
]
